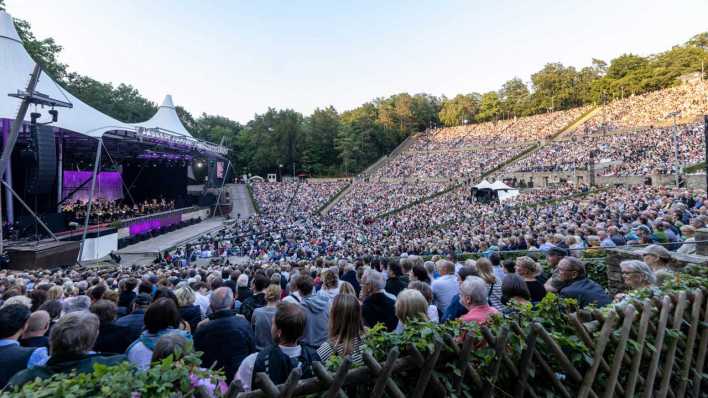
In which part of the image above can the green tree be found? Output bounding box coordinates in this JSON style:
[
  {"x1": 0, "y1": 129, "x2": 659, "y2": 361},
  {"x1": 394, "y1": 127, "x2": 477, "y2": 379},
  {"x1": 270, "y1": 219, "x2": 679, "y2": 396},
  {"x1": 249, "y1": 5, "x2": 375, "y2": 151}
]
[
  {"x1": 476, "y1": 91, "x2": 502, "y2": 122},
  {"x1": 498, "y1": 78, "x2": 530, "y2": 118},
  {"x1": 438, "y1": 94, "x2": 480, "y2": 126},
  {"x1": 302, "y1": 106, "x2": 340, "y2": 175}
]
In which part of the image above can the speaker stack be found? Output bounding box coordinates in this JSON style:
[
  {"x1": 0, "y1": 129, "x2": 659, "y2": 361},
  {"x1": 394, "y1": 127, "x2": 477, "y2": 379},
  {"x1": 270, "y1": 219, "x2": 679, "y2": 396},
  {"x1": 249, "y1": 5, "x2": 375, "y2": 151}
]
[{"x1": 25, "y1": 125, "x2": 57, "y2": 195}]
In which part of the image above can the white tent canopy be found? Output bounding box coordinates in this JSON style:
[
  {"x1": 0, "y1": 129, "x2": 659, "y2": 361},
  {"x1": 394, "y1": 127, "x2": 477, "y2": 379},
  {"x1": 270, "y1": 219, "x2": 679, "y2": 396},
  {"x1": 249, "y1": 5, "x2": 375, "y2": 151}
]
[
  {"x1": 132, "y1": 95, "x2": 193, "y2": 138},
  {"x1": 1, "y1": 11, "x2": 130, "y2": 137},
  {"x1": 0, "y1": 11, "x2": 202, "y2": 145},
  {"x1": 473, "y1": 179, "x2": 519, "y2": 202},
  {"x1": 474, "y1": 180, "x2": 494, "y2": 190}
]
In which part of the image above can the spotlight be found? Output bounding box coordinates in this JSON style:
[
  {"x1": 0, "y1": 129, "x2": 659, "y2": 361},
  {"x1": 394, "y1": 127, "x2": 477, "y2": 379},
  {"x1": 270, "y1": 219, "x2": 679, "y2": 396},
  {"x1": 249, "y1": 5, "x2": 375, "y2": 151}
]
[
  {"x1": 196, "y1": 161, "x2": 203, "y2": 168},
  {"x1": 49, "y1": 109, "x2": 59, "y2": 122}
]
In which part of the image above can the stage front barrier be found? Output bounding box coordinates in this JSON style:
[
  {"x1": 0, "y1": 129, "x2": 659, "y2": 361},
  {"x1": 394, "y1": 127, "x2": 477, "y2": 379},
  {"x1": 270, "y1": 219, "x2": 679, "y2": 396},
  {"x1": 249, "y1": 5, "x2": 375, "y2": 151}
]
[{"x1": 116, "y1": 207, "x2": 209, "y2": 239}]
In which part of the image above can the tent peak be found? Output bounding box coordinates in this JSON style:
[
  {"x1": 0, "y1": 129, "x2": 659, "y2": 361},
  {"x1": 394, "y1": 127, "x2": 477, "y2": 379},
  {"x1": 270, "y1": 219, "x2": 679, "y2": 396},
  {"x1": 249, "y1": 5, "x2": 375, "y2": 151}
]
[
  {"x1": 0, "y1": 11, "x2": 22, "y2": 43},
  {"x1": 160, "y1": 95, "x2": 175, "y2": 109}
]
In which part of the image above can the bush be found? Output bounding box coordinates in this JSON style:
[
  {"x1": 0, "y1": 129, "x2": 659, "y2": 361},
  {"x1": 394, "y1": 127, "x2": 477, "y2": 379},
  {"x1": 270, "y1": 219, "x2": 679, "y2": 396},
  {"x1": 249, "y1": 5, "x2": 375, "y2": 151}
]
[{"x1": 3, "y1": 352, "x2": 228, "y2": 398}]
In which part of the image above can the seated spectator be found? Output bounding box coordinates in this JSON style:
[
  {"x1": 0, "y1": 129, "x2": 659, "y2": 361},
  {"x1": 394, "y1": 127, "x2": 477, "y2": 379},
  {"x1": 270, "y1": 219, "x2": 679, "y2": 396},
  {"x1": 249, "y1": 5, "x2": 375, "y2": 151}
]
[
  {"x1": 193, "y1": 287, "x2": 254, "y2": 383},
  {"x1": 175, "y1": 286, "x2": 203, "y2": 333},
  {"x1": 317, "y1": 268, "x2": 341, "y2": 301},
  {"x1": 408, "y1": 281, "x2": 439, "y2": 323},
  {"x1": 501, "y1": 274, "x2": 532, "y2": 315},
  {"x1": 514, "y1": 256, "x2": 547, "y2": 303},
  {"x1": 338, "y1": 281, "x2": 357, "y2": 297},
  {"x1": 317, "y1": 294, "x2": 365, "y2": 366},
  {"x1": 476, "y1": 258, "x2": 504, "y2": 311},
  {"x1": 556, "y1": 257, "x2": 611, "y2": 308},
  {"x1": 361, "y1": 269, "x2": 397, "y2": 332},
  {"x1": 8, "y1": 311, "x2": 125, "y2": 388},
  {"x1": 340, "y1": 263, "x2": 361, "y2": 297},
  {"x1": 394, "y1": 289, "x2": 429, "y2": 333},
  {"x1": 431, "y1": 260, "x2": 458, "y2": 316},
  {"x1": 252, "y1": 284, "x2": 281, "y2": 351},
  {"x1": 117, "y1": 278, "x2": 138, "y2": 310},
  {"x1": 442, "y1": 266, "x2": 478, "y2": 322},
  {"x1": 236, "y1": 302, "x2": 320, "y2": 392},
  {"x1": 385, "y1": 263, "x2": 408, "y2": 297},
  {"x1": 236, "y1": 274, "x2": 252, "y2": 303},
  {"x1": 240, "y1": 274, "x2": 269, "y2": 322},
  {"x1": 20, "y1": 310, "x2": 50, "y2": 348},
  {"x1": 91, "y1": 299, "x2": 134, "y2": 355},
  {"x1": 615, "y1": 260, "x2": 659, "y2": 303},
  {"x1": 459, "y1": 276, "x2": 499, "y2": 325},
  {"x1": 283, "y1": 275, "x2": 329, "y2": 347},
  {"x1": 638, "y1": 244, "x2": 673, "y2": 272},
  {"x1": 126, "y1": 298, "x2": 191, "y2": 370},
  {"x1": 410, "y1": 263, "x2": 431, "y2": 284},
  {"x1": 62, "y1": 295, "x2": 91, "y2": 314},
  {"x1": 0, "y1": 304, "x2": 48, "y2": 388},
  {"x1": 115, "y1": 293, "x2": 152, "y2": 341},
  {"x1": 677, "y1": 225, "x2": 696, "y2": 255}
]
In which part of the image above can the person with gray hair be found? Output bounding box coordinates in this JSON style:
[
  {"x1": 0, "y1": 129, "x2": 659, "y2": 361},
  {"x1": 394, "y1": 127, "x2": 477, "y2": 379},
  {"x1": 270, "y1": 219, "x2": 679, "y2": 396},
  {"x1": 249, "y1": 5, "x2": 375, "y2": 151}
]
[
  {"x1": 8, "y1": 311, "x2": 127, "y2": 388},
  {"x1": 361, "y1": 269, "x2": 398, "y2": 332},
  {"x1": 193, "y1": 287, "x2": 255, "y2": 383},
  {"x1": 62, "y1": 295, "x2": 91, "y2": 314},
  {"x1": 459, "y1": 276, "x2": 499, "y2": 325},
  {"x1": 556, "y1": 257, "x2": 611, "y2": 308},
  {"x1": 614, "y1": 260, "x2": 660, "y2": 304}
]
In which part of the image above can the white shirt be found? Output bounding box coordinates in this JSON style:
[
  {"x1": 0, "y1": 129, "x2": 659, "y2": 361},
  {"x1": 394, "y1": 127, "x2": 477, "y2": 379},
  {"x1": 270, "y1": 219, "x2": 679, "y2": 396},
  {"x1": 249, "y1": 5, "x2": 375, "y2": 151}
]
[
  {"x1": 195, "y1": 292, "x2": 210, "y2": 316},
  {"x1": 235, "y1": 345, "x2": 302, "y2": 392}
]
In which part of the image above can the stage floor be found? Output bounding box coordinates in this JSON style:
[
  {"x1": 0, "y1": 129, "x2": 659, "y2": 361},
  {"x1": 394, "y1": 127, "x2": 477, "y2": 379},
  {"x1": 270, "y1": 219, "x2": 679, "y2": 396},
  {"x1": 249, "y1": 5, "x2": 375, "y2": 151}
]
[{"x1": 117, "y1": 217, "x2": 226, "y2": 257}]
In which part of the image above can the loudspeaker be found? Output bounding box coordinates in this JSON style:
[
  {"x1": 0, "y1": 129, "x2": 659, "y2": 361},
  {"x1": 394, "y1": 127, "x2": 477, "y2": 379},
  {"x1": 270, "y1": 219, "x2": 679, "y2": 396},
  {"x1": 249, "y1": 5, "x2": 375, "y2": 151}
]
[{"x1": 26, "y1": 125, "x2": 56, "y2": 195}]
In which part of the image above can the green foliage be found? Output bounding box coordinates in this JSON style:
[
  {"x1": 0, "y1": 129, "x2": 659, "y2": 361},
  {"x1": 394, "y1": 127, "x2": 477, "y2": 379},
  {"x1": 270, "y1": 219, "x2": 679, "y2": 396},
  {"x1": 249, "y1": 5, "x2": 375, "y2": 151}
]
[{"x1": 3, "y1": 352, "x2": 228, "y2": 398}]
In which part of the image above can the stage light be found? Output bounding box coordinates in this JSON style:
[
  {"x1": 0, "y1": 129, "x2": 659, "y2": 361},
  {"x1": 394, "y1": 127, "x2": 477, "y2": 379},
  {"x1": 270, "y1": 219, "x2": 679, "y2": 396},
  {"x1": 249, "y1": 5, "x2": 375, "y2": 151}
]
[{"x1": 196, "y1": 161, "x2": 203, "y2": 168}]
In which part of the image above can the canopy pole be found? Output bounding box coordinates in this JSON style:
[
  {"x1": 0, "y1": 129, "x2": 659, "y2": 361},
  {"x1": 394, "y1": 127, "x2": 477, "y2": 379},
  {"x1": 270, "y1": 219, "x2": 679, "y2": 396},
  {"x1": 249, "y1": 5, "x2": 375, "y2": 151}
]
[
  {"x1": 2, "y1": 119, "x2": 14, "y2": 224},
  {"x1": 0, "y1": 180, "x2": 58, "y2": 241},
  {"x1": 77, "y1": 138, "x2": 103, "y2": 263},
  {"x1": 212, "y1": 160, "x2": 231, "y2": 218}
]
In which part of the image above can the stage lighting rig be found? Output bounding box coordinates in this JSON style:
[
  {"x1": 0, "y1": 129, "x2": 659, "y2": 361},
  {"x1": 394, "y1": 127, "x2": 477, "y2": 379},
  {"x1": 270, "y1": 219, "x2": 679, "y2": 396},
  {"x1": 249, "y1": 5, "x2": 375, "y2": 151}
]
[{"x1": 8, "y1": 89, "x2": 72, "y2": 126}]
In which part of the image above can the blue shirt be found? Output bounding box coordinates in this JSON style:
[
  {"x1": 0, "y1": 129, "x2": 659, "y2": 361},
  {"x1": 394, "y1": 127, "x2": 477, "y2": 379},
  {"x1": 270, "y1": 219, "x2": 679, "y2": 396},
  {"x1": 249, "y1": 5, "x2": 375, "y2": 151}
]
[{"x1": 0, "y1": 339, "x2": 48, "y2": 368}]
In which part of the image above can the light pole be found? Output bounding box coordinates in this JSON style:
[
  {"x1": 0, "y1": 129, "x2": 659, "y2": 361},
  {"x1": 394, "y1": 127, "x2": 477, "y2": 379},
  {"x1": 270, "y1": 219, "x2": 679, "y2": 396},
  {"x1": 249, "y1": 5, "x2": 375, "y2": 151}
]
[{"x1": 278, "y1": 164, "x2": 283, "y2": 181}]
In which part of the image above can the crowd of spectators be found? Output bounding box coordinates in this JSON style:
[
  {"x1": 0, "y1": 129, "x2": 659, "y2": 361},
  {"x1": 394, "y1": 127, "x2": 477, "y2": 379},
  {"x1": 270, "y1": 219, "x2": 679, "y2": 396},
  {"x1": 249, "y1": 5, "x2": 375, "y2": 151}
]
[
  {"x1": 506, "y1": 123, "x2": 705, "y2": 175},
  {"x1": 568, "y1": 81, "x2": 707, "y2": 136},
  {"x1": 251, "y1": 181, "x2": 348, "y2": 217}
]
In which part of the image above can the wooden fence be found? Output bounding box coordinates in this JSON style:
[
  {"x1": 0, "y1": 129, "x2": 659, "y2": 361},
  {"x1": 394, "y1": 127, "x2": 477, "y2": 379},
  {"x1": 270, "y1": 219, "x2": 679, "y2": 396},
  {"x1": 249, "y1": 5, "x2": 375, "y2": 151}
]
[{"x1": 223, "y1": 288, "x2": 707, "y2": 398}]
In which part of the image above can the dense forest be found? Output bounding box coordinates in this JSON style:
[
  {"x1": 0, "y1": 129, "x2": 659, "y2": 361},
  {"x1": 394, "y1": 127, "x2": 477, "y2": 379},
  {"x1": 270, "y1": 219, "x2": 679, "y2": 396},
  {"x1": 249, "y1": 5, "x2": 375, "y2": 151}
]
[{"x1": 2, "y1": 1, "x2": 706, "y2": 177}]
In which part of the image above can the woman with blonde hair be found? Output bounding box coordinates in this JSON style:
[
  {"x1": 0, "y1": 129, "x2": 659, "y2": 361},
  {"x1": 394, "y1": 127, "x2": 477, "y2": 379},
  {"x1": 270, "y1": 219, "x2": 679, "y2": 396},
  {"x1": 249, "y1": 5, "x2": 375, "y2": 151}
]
[
  {"x1": 252, "y1": 284, "x2": 281, "y2": 350},
  {"x1": 174, "y1": 286, "x2": 202, "y2": 332},
  {"x1": 317, "y1": 294, "x2": 365, "y2": 365},
  {"x1": 514, "y1": 256, "x2": 546, "y2": 303},
  {"x1": 46, "y1": 285, "x2": 64, "y2": 302},
  {"x1": 394, "y1": 289, "x2": 429, "y2": 333},
  {"x1": 338, "y1": 281, "x2": 357, "y2": 297},
  {"x1": 408, "y1": 281, "x2": 439, "y2": 323},
  {"x1": 475, "y1": 258, "x2": 504, "y2": 311}
]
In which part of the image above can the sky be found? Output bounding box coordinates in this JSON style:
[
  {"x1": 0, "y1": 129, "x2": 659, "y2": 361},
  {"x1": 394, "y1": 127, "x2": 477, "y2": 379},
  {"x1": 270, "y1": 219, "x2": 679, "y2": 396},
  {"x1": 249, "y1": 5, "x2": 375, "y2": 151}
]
[{"x1": 5, "y1": 0, "x2": 708, "y2": 123}]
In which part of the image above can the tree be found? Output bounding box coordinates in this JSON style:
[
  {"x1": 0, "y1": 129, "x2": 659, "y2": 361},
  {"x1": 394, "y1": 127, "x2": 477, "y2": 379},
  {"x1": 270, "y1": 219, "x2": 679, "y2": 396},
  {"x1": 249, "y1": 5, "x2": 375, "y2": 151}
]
[
  {"x1": 176, "y1": 106, "x2": 196, "y2": 134},
  {"x1": 686, "y1": 32, "x2": 708, "y2": 50},
  {"x1": 476, "y1": 92, "x2": 502, "y2": 122},
  {"x1": 498, "y1": 78, "x2": 530, "y2": 118},
  {"x1": 0, "y1": 0, "x2": 5, "y2": 11},
  {"x1": 438, "y1": 94, "x2": 480, "y2": 126},
  {"x1": 302, "y1": 106, "x2": 340, "y2": 175}
]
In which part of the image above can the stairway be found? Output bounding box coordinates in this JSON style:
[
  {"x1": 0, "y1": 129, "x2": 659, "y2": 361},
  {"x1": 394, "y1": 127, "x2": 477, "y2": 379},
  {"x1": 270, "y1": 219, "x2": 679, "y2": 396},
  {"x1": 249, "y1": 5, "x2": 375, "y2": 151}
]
[{"x1": 230, "y1": 184, "x2": 256, "y2": 219}]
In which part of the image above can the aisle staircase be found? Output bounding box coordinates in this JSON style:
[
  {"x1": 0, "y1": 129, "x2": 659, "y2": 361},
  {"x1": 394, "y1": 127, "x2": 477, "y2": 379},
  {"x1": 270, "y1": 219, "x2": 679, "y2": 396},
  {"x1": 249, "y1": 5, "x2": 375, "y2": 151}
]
[{"x1": 230, "y1": 184, "x2": 256, "y2": 219}]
